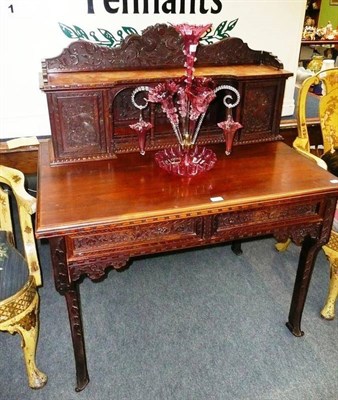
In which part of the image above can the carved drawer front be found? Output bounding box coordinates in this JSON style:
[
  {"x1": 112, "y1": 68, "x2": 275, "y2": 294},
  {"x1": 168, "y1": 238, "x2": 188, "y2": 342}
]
[
  {"x1": 68, "y1": 217, "x2": 204, "y2": 259},
  {"x1": 213, "y1": 201, "x2": 320, "y2": 238},
  {"x1": 48, "y1": 90, "x2": 109, "y2": 162}
]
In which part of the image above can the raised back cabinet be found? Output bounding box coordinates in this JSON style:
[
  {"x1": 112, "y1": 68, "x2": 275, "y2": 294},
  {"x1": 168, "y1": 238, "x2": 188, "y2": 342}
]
[{"x1": 41, "y1": 24, "x2": 292, "y2": 165}]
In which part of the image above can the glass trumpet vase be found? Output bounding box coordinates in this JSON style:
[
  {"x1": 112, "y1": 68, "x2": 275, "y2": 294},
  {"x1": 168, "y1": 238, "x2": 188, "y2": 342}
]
[
  {"x1": 217, "y1": 114, "x2": 243, "y2": 156},
  {"x1": 129, "y1": 118, "x2": 152, "y2": 155}
]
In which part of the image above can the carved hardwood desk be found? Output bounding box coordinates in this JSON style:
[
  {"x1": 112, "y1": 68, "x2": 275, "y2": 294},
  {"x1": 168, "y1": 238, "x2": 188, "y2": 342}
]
[
  {"x1": 36, "y1": 140, "x2": 338, "y2": 391},
  {"x1": 38, "y1": 24, "x2": 336, "y2": 391}
]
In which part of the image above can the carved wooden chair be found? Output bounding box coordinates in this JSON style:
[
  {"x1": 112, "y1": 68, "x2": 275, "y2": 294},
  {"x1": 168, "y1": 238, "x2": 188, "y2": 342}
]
[
  {"x1": 0, "y1": 165, "x2": 47, "y2": 388},
  {"x1": 276, "y1": 67, "x2": 338, "y2": 320}
]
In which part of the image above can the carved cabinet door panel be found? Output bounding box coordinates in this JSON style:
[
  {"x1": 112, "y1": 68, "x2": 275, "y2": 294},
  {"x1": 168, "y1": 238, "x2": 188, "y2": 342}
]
[
  {"x1": 47, "y1": 90, "x2": 110, "y2": 163},
  {"x1": 238, "y1": 78, "x2": 285, "y2": 143}
]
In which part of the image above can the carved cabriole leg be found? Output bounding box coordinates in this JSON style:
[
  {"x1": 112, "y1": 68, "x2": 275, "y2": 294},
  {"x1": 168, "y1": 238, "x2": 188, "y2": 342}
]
[
  {"x1": 2, "y1": 293, "x2": 47, "y2": 389},
  {"x1": 49, "y1": 237, "x2": 89, "y2": 392},
  {"x1": 14, "y1": 294, "x2": 47, "y2": 388},
  {"x1": 286, "y1": 197, "x2": 337, "y2": 336},
  {"x1": 320, "y1": 255, "x2": 338, "y2": 320}
]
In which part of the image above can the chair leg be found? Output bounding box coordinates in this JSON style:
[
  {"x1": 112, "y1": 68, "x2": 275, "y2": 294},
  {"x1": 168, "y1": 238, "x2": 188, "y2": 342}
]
[
  {"x1": 321, "y1": 258, "x2": 338, "y2": 320},
  {"x1": 13, "y1": 295, "x2": 47, "y2": 389}
]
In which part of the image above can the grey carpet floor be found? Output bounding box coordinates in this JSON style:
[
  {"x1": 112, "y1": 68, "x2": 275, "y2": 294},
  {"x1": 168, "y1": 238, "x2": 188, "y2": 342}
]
[{"x1": 0, "y1": 237, "x2": 337, "y2": 400}]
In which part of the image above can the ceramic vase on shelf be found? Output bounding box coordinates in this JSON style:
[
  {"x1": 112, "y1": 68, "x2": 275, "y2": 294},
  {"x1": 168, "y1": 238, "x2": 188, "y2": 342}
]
[{"x1": 307, "y1": 55, "x2": 324, "y2": 73}]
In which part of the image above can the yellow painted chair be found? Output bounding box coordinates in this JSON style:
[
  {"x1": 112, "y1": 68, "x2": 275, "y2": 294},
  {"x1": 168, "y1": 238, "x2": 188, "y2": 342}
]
[
  {"x1": 0, "y1": 165, "x2": 47, "y2": 388},
  {"x1": 276, "y1": 67, "x2": 338, "y2": 320}
]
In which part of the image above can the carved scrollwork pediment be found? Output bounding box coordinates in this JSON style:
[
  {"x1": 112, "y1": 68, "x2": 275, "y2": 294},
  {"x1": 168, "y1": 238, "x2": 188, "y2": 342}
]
[
  {"x1": 43, "y1": 23, "x2": 283, "y2": 75},
  {"x1": 196, "y1": 37, "x2": 283, "y2": 69}
]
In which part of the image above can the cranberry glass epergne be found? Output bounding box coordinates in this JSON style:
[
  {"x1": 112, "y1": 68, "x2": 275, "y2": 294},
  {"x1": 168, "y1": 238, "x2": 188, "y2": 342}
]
[{"x1": 130, "y1": 23, "x2": 242, "y2": 176}]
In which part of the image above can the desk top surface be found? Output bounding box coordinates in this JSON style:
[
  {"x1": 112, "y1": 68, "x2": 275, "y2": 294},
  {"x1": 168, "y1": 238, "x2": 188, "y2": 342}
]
[
  {"x1": 36, "y1": 141, "x2": 338, "y2": 238},
  {"x1": 44, "y1": 65, "x2": 292, "y2": 90}
]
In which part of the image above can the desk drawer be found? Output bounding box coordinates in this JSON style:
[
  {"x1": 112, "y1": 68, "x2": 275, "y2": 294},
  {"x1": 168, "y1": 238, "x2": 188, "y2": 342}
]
[
  {"x1": 67, "y1": 217, "x2": 204, "y2": 259},
  {"x1": 213, "y1": 201, "x2": 321, "y2": 238}
]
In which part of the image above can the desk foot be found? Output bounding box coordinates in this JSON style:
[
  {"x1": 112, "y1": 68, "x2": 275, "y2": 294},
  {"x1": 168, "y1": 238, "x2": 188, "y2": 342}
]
[
  {"x1": 285, "y1": 321, "x2": 304, "y2": 337},
  {"x1": 75, "y1": 377, "x2": 90, "y2": 392},
  {"x1": 231, "y1": 241, "x2": 243, "y2": 255}
]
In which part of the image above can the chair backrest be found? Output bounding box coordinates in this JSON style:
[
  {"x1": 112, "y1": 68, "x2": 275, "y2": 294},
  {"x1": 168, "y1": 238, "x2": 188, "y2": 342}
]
[
  {"x1": 294, "y1": 67, "x2": 338, "y2": 154},
  {"x1": 0, "y1": 165, "x2": 42, "y2": 286}
]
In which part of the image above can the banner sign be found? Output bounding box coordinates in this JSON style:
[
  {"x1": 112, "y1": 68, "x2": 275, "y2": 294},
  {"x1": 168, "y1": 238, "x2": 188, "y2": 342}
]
[{"x1": 86, "y1": 0, "x2": 223, "y2": 14}]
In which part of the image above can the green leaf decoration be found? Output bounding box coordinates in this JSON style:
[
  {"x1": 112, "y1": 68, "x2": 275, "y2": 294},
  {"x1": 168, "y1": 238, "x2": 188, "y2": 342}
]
[
  {"x1": 201, "y1": 36, "x2": 215, "y2": 45},
  {"x1": 200, "y1": 19, "x2": 239, "y2": 44},
  {"x1": 73, "y1": 25, "x2": 90, "y2": 40},
  {"x1": 122, "y1": 26, "x2": 138, "y2": 36},
  {"x1": 58, "y1": 23, "x2": 78, "y2": 39},
  {"x1": 98, "y1": 29, "x2": 117, "y2": 46},
  {"x1": 89, "y1": 31, "x2": 100, "y2": 42},
  {"x1": 214, "y1": 20, "x2": 229, "y2": 37},
  {"x1": 227, "y1": 18, "x2": 239, "y2": 33},
  {"x1": 57, "y1": 20, "x2": 240, "y2": 48},
  {"x1": 59, "y1": 22, "x2": 140, "y2": 47}
]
